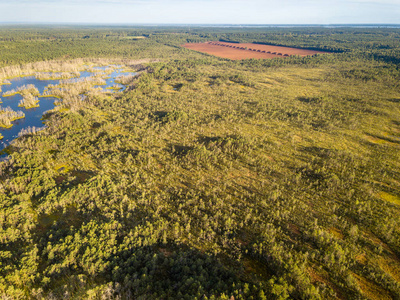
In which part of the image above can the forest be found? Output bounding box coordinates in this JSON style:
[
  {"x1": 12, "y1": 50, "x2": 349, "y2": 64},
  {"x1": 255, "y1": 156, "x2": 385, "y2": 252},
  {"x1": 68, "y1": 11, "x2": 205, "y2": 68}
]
[{"x1": 0, "y1": 25, "x2": 399, "y2": 299}]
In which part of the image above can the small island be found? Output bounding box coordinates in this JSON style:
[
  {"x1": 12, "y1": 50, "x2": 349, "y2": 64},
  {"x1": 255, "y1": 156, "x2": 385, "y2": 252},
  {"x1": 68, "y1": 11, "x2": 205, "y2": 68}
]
[
  {"x1": 0, "y1": 106, "x2": 25, "y2": 128},
  {"x1": 2, "y1": 84, "x2": 40, "y2": 97},
  {"x1": 18, "y1": 93, "x2": 40, "y2": 109}
]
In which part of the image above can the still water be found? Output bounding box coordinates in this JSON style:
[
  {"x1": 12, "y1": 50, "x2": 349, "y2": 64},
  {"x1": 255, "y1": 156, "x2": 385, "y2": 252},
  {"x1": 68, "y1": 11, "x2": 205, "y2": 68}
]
[{"x1": 0, "y1": 66, "x2": 134, "y2": 150}]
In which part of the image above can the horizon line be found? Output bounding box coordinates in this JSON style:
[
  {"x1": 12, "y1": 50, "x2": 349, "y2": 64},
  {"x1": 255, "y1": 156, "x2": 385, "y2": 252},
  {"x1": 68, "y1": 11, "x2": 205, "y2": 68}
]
[{"x1": 0, "y1": 22, "x2": 400, "y2": 27}]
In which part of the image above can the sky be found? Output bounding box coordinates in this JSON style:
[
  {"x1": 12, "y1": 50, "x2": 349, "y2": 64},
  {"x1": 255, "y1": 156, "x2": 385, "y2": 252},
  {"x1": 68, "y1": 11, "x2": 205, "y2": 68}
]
[{"x1": 0, "y1": 0, "x2": 399, "y2": 24}]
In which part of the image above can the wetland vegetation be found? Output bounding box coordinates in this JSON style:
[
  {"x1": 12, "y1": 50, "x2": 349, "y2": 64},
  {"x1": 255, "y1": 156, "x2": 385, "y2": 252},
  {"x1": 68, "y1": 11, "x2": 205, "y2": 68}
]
[
  {"x1": 0, "y1": 106, "x2": 25, "y2": 128},
  {"x1": 0, "y1": 62, "x2": 136, "y2": 147},
  {"x1": 0, "y1": 26, "x2": 399, "y2": 299}
]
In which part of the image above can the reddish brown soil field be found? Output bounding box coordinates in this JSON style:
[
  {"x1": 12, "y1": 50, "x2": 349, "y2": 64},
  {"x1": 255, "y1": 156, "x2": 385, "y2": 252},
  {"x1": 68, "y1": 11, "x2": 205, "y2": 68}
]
[{"x1": 182, "y1": 41, "x2": 328, "y2": 60}]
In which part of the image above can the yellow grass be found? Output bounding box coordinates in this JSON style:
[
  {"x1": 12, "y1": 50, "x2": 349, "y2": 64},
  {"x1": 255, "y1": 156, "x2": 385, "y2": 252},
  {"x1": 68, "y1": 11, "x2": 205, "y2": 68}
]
[
  {"x1": 329, "y1": 227, "x2": 344, "y2": 239},
  {"x1": 353, "y1": 273, "x2": 392, "y2": 300},
  {"x1": 380, "y1": 192, "x2": 400, "y2": 206}
]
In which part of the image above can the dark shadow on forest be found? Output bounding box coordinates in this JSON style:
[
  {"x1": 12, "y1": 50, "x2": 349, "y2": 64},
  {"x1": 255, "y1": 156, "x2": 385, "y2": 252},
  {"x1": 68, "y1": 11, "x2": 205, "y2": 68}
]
[
  {"x1": 300, "y1": 146, "x2": 332, "y2": 159},
  {"x1": 169, "y1": 144, "x2": 194, "y2": 157},
  {"x1": 297, "y1": 96, "x2": 322, "y2": 103}
]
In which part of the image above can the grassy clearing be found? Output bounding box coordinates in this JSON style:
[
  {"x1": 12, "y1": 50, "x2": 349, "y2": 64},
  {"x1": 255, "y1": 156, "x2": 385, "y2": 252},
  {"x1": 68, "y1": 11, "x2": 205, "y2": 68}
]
[{"x1": 380, "y1": 192, "x2": 400, "y2": 206}]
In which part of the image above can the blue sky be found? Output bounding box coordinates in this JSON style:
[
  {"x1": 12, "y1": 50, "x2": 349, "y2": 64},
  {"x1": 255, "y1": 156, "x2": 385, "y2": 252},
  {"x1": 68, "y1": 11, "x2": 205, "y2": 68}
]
[{"x1": 0, "y1": 0, "x2": 399, "y2": 24}]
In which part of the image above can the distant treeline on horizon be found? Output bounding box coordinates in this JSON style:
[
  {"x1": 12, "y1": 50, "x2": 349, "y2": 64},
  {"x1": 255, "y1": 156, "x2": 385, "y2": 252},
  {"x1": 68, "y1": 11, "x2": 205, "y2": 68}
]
[{"x1": 0, "y1": 23, "x2": 400, "y2": 28}]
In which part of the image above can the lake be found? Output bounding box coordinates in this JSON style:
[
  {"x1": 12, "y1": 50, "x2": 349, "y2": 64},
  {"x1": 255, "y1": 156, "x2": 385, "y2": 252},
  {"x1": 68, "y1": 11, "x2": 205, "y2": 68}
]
[{"x1": 0, "y1": 66, "x2": 135, "y2": 151}]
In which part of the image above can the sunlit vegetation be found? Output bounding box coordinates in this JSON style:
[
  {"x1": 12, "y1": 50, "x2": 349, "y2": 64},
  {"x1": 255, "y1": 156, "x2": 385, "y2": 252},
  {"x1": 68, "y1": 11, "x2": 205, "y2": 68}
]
[
  {"x1": 42, "y1": 76, "x2": 109, "y2": 110},
  {"x1": 2, "y1": 84, "x2": 39, "y2": 97},
  {"x1": 17, "y1": 126, "x2": 43, "y2": 138},
  {"x1": 35, "y1": 71, "x2": 81, "y2": 80},
  {"x1": 0, "y1": 79, "x2": 11, "y2": 85},
  {"x1": 18, "y1": 93, "x2": 40, "y2": 109},
  {"x1": 0, "y1": 26, "x2": 399, "y2": 299},
  {"x1": 0, "y1": 106, "x2": 25, "y2": 128},
  {"x1": 106, "y1": 84, "x2": 123, "y2": 90},
  {"x1": 115, "y1": 74, "x2": 137, "y2": 85},
  {"x1": 0, "y1": 58, "x2": 146, "y2": 84}
]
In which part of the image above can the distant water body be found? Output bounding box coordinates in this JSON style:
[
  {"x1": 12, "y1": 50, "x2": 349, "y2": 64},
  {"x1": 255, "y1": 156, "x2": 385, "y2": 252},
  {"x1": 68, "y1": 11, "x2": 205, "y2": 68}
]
[
  {"x1": 124, "y1": 23, "x2": 400, "y2": 28},
  {"x1": 191, "y1": 24, "x2": 400, "y2": 28}
]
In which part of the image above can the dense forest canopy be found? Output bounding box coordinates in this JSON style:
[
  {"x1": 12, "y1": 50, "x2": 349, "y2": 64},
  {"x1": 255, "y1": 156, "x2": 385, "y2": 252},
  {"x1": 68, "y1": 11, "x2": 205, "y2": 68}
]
[{"x1": 0, "y1": 26, "x2": 399, "y2": 299}]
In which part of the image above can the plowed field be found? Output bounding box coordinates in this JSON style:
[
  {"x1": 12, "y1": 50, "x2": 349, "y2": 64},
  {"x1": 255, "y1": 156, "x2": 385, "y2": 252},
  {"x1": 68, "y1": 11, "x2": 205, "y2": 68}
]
[{"x1": 182, "y1": 41, "x2": 328, "y2": 60}]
